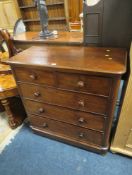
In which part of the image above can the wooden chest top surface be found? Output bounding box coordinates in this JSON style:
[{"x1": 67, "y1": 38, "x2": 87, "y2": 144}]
[{"x1": 7, "y1": 46, "x2": 127, "y2": 75}]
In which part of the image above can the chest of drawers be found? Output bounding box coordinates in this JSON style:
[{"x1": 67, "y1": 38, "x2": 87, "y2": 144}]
[{"x1": 7, "y1": 46, "x2": 127, "y2": 154}]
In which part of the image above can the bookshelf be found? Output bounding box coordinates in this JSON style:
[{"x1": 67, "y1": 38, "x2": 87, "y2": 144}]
[{"x1": 17, "y1": 0, "x2": 69, "y2": 31}]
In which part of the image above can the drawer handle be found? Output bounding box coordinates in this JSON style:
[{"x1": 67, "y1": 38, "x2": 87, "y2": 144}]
[
  {"x1": 79, "y1": 132, "x2": 85, "y2": 138},
  {"x1": 77, "y1": 81, "x2": 84, "y2": 88},
  {"x1": 43, "y1": 122, "x2": 48, "y2": 128},
  {"x1": 34, "y1": 92, "x2": 41, "y2": 97},
  {"x1": 78, "y1": 117, "x2": 85, "y2": 124},
  {"x1": 38, "y1": 108, "x2": 45, "y2": 113},
  {"x1": 30, "y1": 74, "x2": 36, "y2": 80},
  {"x1": 78, "y1": 100, "x2": 84, "y2": 107}
]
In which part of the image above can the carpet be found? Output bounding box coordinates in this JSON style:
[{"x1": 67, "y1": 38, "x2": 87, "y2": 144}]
[
  {"x1": 0, "y1": 112, "x2": 22, "y2": 154},
  {"x1": 0, "y1": 125, "x2": 131, "y2": 175}
]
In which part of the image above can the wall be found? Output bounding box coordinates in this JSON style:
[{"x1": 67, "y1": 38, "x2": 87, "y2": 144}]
[{"x1": 0, "y1": 0, "x2": 21, "y2": 33}]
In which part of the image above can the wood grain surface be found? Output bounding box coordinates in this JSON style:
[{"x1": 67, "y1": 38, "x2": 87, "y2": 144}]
[
  {"x1": 7, "y1": 45, "x2": 127, "y2": 153},
  {"x1": 7, "y1": 46, "x2": 127, "y2": 75},
  {"x1": 13, "y1": 31, "x2": 83, "y2": 45}
]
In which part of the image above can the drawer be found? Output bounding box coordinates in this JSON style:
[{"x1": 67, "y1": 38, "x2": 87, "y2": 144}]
[
  {"x1": 58, "y1": 73, "x2": 112, "y2": 96},
  {"x1": 24, "y1": 99, "x2": 106, "y2": 131},
  {"x1": 29, "y1": 115, "x2": 103, "y2": 146},
  {"x1": 13, "y1": 67, "x2": 55, "y2": 86},
  {"x1": 19, "y1": 83, "x2": 108, "y2": 115},
  {"x1": 14, "y1": 67, "x2": 112, "y2": 97}
]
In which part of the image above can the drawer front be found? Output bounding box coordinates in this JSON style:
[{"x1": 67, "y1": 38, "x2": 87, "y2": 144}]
[
  {"x1": 29, "y1": 115, "x2": 103, "y2": 146},
  {"x1": 24, "y1": 99, "x2": 106, "y2": 131},
  {"x1": 14, "y1": 67, "x2": 112, "y2": 96},
  {"x1": 58, "y1": 73, "x2": 112, "y2": 96},
  {"x1": 19, "y1": 83, "x2": 108, "y2": 115},
  {"x1": 14, "y1": 67, "x2": 55, "y2": 86}
]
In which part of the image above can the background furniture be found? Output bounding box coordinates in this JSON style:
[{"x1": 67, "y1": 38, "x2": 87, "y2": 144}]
[
  {"x1": 13, "y1": 0, "x2": 132, "y2": 50},
  {"x1": 0, "y1": 29, "x2": 18, "y2": 74},
  {"x1": 0, "y1": 29, "x2": 26, "y2": 128},
  {"x1": 17, "y1": 0, "x2": 69, "y2": 31},
  {"x1": 83, "y1": 0, "x2": 132, "y2": 49},
  {"x1": 7, "y1": 46, "x2": 127, "y2": 153},
  {"x1": 110, "y1": 44, "x2": 132, "y2": 157},
  {"x1": 0, "y1": 0, "x2": 21, "y2": 34},
  {"x1": 0, "y1": 35, "x2": 10, "y2": 115},
  {"x1": 0, "y1": 63, "x2": 11, "y2": 75},
  {"x1": 0, "y1": 29, "x2": 22, "y2": 58},
  {"x1": 0, "y1": 74, "x2": 18, "y2": 129},
  {"x1": 16, "y1": 0, "x2": 83, "y2": 32},
  {"x1": 13, "y1": 31, "x2": 83, "y2": 50},
  {"x1": 13, "y1": 18, "x2": 26, "y2": 36}
]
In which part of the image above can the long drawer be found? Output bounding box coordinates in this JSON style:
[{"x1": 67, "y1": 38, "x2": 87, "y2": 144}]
[
  {"x1": 14, "y1": 67, "x2": 112, "y2": 96},
  {"x1": 19, "y1": 83, "x2": 108, "y2": 115},
  {"x1": 29, "y1": 115, "x2": 104, "y2": 146},
  {"x1": 24, "y1": 99, "x2": 106, "y2": 131}
]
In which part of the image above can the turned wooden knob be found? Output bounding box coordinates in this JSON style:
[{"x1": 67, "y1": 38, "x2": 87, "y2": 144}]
[
  {"x1": 77, "y1": 81, "x2": 84, "y2": 88},
  {"x1": 78, "y1": 117, "x2": 85, "y2": 123},
  {"x1": 34, "y1": 92, "x2": 40, "y2": 97},
  {"x1": 43, "y1": 122, "x2": 48, "y2": 128},
  {"x1": 79, "y1": 132, "x2": 84, "y2": 138},
  {"x1": 38, "y1": 108, "x2": 44, "y2": 113},
  {"x1": 29, "y1": 74, "x2": 36, "y2": 80},
  {"x1": 78, "y1": 100, "x2": 84, "y2": 107}
]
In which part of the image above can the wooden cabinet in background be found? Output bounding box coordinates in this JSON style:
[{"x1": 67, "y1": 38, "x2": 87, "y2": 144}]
[
  {"x1": 83, "y1": 0, "x2": 132, "y2": 48},
  {"x1": 17, "y1": 0, "x2": 69, "y2": 31},
  {"x1": 0, "y1": 0, "x2": 21, "y2": 33},
  {"x1": 16, "y1": 0, "x2": 83, "y2": 32}
]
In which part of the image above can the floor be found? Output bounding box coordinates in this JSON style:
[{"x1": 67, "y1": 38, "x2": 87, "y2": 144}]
[
  {"x1": 0, "y1": 112, "x2": 22, "y2": 153},
  {"x1": 0, "y1": 125, "x2": 131, "y2": 175}
]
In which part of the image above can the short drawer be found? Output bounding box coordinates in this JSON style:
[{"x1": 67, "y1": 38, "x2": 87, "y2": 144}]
[
  {"x1": 29, "y1": 115, "x2": 104, "y2": 146},
  {"x1": 13, "y1": 67, "x2": 55, "y2": 86},
  {"x1": 19, "y1": 83, "x2": 108, "y2": 115},
  {"x1": 24, "y1": 99, "x2": 106, "y2": 131},
  {"x1": 58, "y1": 72, "x2": 112, "y2": 96}
]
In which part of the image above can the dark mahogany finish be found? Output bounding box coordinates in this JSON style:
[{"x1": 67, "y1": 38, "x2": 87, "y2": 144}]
[
  {"x1": 13, "y1": 32, "x2": 83, "y2": 50},
  {"x1": 24, "y1": 99, "x2": 106, "y2": 131},
  {"x1": 6, "y1": 46, "x2": 127, "y2": 154}
]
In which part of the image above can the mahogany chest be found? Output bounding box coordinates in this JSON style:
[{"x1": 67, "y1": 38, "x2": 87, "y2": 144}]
[{"x1": 7, "y1": 46, "x2": 127, "y2": 154}]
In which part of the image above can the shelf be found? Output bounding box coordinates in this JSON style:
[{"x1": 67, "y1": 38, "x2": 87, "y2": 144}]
[
  {"x1": 47, "y1": 2, "x2": 64, "y2": 6},
  {"x1": 23, "y1": 19, "x2": 39, "y2": 22},
  {"x1": 20, "y1": 5, "x2": 35, "y2": 9},
  {"x1": 23, "y1": 17, "x2": 66, "y2": 23},
  {"x1": 20, "y1": 2, "x2": 64, "y2": 9}
]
